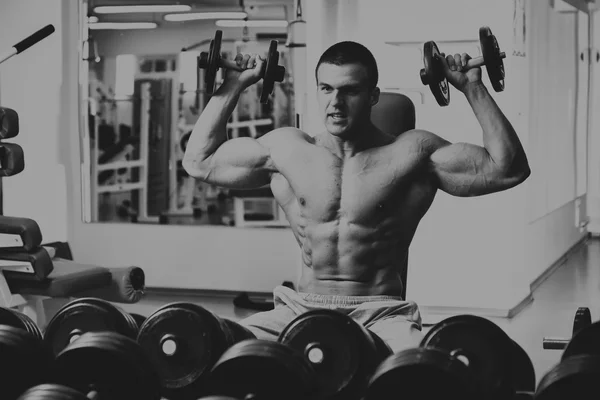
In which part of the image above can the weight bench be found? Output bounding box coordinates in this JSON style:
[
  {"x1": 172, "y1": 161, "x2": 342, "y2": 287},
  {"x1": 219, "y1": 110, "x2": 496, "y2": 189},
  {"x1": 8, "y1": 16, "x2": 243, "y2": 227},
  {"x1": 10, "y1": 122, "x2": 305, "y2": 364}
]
[{"x1": 0, "y1": 216, "x2": 145, "y2": 329}]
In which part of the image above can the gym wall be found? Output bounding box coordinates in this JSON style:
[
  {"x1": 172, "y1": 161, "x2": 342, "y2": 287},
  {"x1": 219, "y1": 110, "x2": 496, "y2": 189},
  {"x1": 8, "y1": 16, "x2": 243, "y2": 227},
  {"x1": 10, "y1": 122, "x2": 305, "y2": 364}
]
[
  {"x1": 587, "y1": 11, "x2": 600, "y2": 231},
  {"x1": 0, "y1": 1, "x2": 69, "y2": 245},
  {"x1": 0, "y1": 0, "x2": 592, "y2": 314}
]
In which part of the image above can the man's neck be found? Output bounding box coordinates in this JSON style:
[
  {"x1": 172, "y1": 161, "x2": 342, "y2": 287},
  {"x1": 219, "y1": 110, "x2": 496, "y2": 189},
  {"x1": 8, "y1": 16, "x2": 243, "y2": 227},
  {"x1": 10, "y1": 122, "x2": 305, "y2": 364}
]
[{"x1": 325, "y1": 121, "x2": 382, "y2": 159}]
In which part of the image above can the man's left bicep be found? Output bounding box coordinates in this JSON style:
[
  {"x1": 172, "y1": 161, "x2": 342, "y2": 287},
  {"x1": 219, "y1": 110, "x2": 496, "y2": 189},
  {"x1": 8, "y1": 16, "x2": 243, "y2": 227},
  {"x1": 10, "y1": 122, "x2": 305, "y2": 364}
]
[{"x1": 429, "y1": 142, "x2": 501, "y2": 197}]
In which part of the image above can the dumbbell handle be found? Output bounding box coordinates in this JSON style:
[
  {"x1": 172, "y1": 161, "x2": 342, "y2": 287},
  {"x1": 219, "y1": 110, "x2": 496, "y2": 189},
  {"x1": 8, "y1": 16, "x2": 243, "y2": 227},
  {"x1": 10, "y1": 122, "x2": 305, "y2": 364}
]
[
  {"x1": 542, "y1": 337, "x2": 569, "y2": 350},
  {"x1": 219, "y1": 58, "x2": 256, "y2": 73},
  {"x1": 464, "y1": 52, "x2": 506, "y2": 70},
  {"x1": 199, "y1": 52, "x2": 263, "y2": 74}
]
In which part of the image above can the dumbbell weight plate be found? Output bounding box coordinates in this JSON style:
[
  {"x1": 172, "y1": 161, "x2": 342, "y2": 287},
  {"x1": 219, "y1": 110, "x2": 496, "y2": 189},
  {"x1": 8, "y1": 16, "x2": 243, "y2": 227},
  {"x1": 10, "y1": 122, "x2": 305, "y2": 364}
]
[
  {"x1": 259, "y1": 40, "x2": 282, "y2": 104},
  {"x1": 510, "y1": 339, "x2": 536, "y2": 394},
  {"x1": 17, "y1": 384, "x2": 90, "y2": 400},
  {"x1": 137, "y1": 302, "x2": 255, "y2": 400},
  {"x1": 0, "y1": 307, "x2": 31, "y2": 331},
  {"x1": 562, "y1": 320, "x2": 600, "y2": 361},
  {"x1": 54, "y1": 331, "x2": 161, "y2": 400},
  {"x1": 278, "y1": 309, "x2": 382, "y2": 400},
  {"x1": 535, "y1": 354, "x2": 600, "y2": 400},
  {"x1": 203, "y1": 30, "x2": 222, "y2": 95},
  {"x1": 364, "y1": 347, "x2": 482, "y2": 400},
  {"x1": 130, "y1": 312, "x2": 147, "y2": 330},
  {"x1": 420, "y1": 314, "x2": 514, "y2": 398},
  {"x1": 0, "y1": 307, "x2": 44, "y2": 340},
  {"x1": 44, "y1": 297, "x2": 138, "y2": 356},
  {"x1": 0, "y1": 325, "x2": 55, "y2": 399},
  {"x1": 81, "y1": 297, "x2": 140, "y2": 338},
  {"x1": 573, "y1": 307, "x2": 592, "y2": 336},
  {"x1": 479, "y1": 27, "x2": 505, "y2": 93},
  {"x1": 421, "y1": 41, "x2": 450, "y2": 106},
  {"x1": 210, "y1": 339, "x2": 317, "y2": 400}
]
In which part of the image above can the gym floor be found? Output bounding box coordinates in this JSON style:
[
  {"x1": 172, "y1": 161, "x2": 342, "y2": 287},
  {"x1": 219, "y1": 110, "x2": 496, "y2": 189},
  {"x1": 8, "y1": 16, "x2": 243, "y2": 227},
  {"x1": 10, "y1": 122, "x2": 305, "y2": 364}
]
[{"x1": 114, "y1": 237, "x2": 600, "y2": 386}]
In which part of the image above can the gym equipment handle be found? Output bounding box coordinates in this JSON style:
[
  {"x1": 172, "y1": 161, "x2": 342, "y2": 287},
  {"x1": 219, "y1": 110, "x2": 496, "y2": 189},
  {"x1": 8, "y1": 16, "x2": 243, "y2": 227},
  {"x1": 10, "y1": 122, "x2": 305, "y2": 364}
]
[
  {"x1": 542, "y1": 337, "x2": 568, "y2": 350},
  {"x1": 14, "y1": 24, "x2": 55, "y2": 54},
  {"x1": 0, "y1": 24, "x2": 55, "y2": 66}
]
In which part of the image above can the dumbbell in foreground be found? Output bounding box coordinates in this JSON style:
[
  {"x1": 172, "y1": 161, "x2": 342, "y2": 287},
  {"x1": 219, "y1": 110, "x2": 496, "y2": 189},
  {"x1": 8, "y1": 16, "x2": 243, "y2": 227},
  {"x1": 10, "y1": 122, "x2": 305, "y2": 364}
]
[
  {"x1": 275, "y1": 309, "x2": 393, "y2": 400},
  {"x1": 18, "y1": 384, "x2": 92, "y2": 400},
  {"x1": 46, "y1": 331, "x2": 161, "y2": 400},
  {"x1": 536, "y1": 318, "x2": 600, "y2": 399},
  {"x1": 0, "y1": 306, "x2": 54, "y2": 399},
  {"x1": 136, "y1": 302, "x2": 256, "y2": 400},
  {"x1": 209, "y1": 339, "x2": 317, "y2": 400},
  {"x1": 366, "y1": 314, "x2": 536, "y2": 399},
  {"x1": 421, "y1": 26, "x2": 506, "y2": 106},
  {"x1": 198, "y1": 30, "x2": 286, "y2": 103},
  {"x1": 0, "y1": 323, "x2": 54, "y2": 400},
  {"x1": 43, "y1": 297, "x2": 140, "y2": 356}
]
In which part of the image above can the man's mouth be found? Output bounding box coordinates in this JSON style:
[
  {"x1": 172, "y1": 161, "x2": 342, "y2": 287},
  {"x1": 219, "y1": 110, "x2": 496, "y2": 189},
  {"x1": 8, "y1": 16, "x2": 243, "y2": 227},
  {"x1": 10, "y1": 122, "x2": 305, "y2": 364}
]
[{"x1": 328, "y1": 113, "x2": 347, "y2": 120}]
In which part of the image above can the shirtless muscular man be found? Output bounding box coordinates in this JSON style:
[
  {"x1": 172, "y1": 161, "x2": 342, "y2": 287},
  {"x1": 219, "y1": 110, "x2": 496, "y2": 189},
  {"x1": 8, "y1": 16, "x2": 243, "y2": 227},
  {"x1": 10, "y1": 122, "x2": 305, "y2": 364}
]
[{"x1": 182, "y1": 41, "x2": 530, "y2": 353}]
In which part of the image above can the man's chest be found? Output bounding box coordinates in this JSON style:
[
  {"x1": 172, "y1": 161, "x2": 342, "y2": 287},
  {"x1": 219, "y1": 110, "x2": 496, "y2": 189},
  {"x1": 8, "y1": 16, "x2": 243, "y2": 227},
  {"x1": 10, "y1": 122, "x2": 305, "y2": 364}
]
[{"x1": 272, "y1": 148, "x2": 433, "y2": 223}]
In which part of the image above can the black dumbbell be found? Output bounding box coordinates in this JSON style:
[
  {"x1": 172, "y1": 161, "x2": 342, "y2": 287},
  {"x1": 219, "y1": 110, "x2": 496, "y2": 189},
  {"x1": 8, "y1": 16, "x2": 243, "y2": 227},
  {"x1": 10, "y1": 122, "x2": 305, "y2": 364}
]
[
  {"x1": 276, "y1": 309, "x2": 393, "y2": 400},
  {"x1": 413, "y1": 314, "x2": 535, "y2": 399},
  {"x1": 420, "y1": 26, "x2": 506, "y2": 106},
  {"x1": 44, "y1": 297, "x2": 141, "y2": 356},
  {"x1": 52, "y1": 331, "x2": 161, "y2": 400},
  {"x1": 210, "y1": 339, "x2": 317, "y2": 400},
  {"x1": 366, "y1": 346, "x2": 481, "y2": 400},
  {"x1": 535, "y1": 354, "x2": 600, "y2": 400},
  {"x1": 198, "y1": 30, "x2": 286, "y2": 103},
  {"x1": 543, "y1": 307, "x2": 592, "y2": 350},
  {"x1": 0, "y1": 312, "x2": 54, "y2": 400},
  {"x1": 18, "y1": 384, "x2": 94, "y2": 400},
  {"x1": 136, "y1": 302, "x2": 256, "y2": 400}
]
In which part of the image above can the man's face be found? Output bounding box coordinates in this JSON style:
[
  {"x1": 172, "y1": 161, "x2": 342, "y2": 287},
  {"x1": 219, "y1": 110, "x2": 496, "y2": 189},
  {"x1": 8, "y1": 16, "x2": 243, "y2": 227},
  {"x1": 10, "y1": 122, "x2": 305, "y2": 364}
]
[{"x1": 316, "y1": 62, "x2": 378, "y2": 137}]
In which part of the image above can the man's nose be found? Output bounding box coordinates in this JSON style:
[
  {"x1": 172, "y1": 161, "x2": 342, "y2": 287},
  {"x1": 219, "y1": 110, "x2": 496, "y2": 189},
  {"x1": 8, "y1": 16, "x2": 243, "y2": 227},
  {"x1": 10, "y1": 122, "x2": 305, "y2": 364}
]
[{"x1": 330, "y1": 90, "x2": 344, "y2": 106}]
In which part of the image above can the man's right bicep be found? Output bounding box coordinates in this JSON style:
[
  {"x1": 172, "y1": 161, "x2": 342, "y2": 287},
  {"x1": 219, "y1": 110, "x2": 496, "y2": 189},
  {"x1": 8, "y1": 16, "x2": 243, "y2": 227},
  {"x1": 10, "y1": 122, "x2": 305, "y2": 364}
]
[{"x1": 183, "y1": 137, "x2": 276, "y2": 189}]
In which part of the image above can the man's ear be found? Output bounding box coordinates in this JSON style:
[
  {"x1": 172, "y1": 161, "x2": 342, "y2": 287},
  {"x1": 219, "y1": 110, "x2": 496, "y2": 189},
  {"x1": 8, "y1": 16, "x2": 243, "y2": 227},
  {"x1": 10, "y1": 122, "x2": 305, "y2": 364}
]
[{"x1": 371, "y1": 87, "x2": 381, "y2": 106}]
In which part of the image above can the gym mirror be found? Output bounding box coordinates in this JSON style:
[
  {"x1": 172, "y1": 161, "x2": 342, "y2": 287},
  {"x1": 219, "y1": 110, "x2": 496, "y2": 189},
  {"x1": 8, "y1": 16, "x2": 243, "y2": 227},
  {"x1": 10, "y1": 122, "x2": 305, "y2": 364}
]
[{"x1": 79, "y1": 0, "x2": 296, "y2": 227}]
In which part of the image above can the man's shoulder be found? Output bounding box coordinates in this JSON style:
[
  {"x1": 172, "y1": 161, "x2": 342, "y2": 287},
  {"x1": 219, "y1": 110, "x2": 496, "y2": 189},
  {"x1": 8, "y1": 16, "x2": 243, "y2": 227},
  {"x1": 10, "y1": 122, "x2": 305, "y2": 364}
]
[
  {"x1": 393, "y1": 129, "x2": 450, "y2": 153},
  {"x1": 259, "y1": 127, "x2": 316, "y2": 145}
]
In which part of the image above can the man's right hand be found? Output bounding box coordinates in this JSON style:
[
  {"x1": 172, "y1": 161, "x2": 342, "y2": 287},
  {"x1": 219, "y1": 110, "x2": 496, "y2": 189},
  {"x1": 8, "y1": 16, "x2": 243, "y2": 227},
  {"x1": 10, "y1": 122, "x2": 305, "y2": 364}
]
[{"x1": 224, "y1": 53, "x2": 265, "y2": 90}]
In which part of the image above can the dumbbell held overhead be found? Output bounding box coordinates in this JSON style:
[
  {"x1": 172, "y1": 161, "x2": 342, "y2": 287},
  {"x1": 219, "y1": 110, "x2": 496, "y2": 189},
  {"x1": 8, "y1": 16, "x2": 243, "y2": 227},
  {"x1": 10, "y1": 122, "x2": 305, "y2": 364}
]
[
  {"x1": 198, "y1": 30, "x2": 286, "y2": 103},
  {"x1": 421, "y1": 26, "x2": 506, "y2": 106},
  {"x1": 420, "y1": 49, "x2": 507, "y2": 84}
]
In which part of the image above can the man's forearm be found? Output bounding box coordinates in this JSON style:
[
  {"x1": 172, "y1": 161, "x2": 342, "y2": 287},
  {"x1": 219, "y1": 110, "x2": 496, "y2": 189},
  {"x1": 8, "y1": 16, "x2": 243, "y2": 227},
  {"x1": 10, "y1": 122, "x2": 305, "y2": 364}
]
[
  {"x1": 183, "y1": 81, "x2": 244, "y2": 166},
  {"x1": 464, "y1": 82, "x2": 529, "y2": 175}
]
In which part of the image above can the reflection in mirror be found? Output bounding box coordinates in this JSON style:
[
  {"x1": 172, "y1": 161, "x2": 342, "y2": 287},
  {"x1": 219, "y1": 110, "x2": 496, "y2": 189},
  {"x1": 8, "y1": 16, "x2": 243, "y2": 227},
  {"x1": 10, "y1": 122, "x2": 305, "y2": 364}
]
[{"x1": 82, "y1": 0, "x2": 296, "y2": 227}]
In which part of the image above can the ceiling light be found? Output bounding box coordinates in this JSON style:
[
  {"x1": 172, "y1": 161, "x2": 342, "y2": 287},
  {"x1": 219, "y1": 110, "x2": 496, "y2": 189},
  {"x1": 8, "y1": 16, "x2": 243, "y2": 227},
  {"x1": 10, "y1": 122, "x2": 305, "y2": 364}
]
[
  {"x1": 94, "y1": 5, "x2": 191, "y2": 14},
  {"x1": 216, "y1": 20, "x2": 289, "y2": 28},
  {"x1": 164, "y1": 11, "x2": 247, "y2": 22},
  {"x1": 88, "y1": 22, "x2": 158, "y2": 30},
  {"x1": 88, "y1": 15, "x2": 99, "y2": 23}
]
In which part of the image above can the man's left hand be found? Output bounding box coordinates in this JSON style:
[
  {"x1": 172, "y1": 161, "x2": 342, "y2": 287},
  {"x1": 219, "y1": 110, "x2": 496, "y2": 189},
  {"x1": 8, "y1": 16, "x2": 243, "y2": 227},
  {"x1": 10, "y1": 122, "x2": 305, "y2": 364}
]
[{"x1": 436, "y1": 52, "x2": 483, "y2": 94}]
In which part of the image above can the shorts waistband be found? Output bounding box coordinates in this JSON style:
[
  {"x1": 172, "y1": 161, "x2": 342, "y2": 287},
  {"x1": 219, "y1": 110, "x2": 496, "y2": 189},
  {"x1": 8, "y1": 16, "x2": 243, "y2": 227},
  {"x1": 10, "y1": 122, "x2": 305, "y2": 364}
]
[{"x1": 297, "y1": 291, "x2": 404, "y2": 306}]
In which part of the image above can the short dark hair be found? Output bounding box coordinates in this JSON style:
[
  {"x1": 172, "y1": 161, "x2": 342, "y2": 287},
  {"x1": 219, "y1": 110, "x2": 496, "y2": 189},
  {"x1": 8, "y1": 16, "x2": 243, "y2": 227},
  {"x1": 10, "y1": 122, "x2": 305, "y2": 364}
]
[{"x1": 315, "y1": 41, "x2": 379, "y2": 89}]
